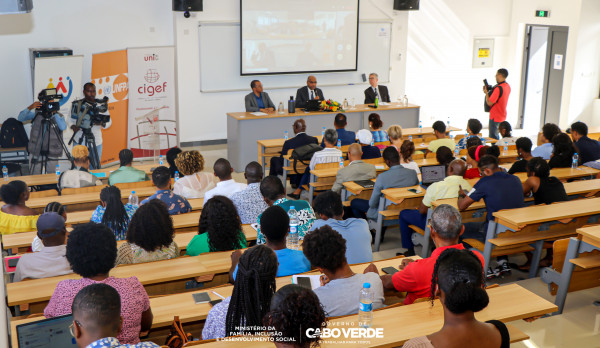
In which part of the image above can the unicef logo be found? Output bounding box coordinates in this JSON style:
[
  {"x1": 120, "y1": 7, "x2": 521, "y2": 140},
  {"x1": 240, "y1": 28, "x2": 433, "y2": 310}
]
[{"x1": 144, "y1": 69, "x2": 160, "y2": 83}]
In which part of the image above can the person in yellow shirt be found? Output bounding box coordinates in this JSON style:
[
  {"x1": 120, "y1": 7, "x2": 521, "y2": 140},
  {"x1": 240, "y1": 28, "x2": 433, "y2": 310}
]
[
  {"x1": 424, "y1": 121, "x2": 457, "y2": 157},
  {"x1": 397, "y1": 159, "x2": 472, "y2": 256},
  {"x1": 0, "y1": 180, "x2": 38, "y2": 234}
]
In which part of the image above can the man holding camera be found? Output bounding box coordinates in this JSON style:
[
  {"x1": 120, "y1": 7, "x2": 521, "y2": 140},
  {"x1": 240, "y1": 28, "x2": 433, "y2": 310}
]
[
  {"x1": 70, "y1": 82, "x2": 111, "y2": 169},
  {"x1": 483, "y1": 68, "x2": 511, "y2": 140}
]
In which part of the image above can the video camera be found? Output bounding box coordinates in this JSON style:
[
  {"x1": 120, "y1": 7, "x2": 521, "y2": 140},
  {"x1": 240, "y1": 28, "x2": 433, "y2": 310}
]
[
  {"x1": 83, "y1": 96, "x2": 110, "y2": 127},
  {"x1": 37, "y1": 88, "x2": 63, "y2": 118}
]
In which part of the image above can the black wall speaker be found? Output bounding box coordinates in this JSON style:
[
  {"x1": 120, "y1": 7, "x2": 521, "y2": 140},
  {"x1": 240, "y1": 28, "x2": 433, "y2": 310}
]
[
  {"x1": 173, "y1": 0, "x2": 203, "y2": 11},
  {"x1": 394, "y1": 0, "x2": 419, "y2": 11}
]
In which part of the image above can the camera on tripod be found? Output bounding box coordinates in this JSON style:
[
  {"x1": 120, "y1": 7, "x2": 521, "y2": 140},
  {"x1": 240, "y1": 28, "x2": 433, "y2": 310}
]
[
  {"x1": 37, "y1": 88, "x2": 64, "y2": 118},
  {"x1": 83, "y1": 96, "x2": 110, "y2": 126}
]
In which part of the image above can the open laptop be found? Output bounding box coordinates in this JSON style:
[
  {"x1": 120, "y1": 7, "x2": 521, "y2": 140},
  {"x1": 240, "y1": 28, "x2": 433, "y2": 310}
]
[
  {"x1": 420, "y1": 164, "x2": 446, "y2": 188},
  {"x1": 17, "y1": 314, "x2": 78, "y2": 348},
  {"x1": 304, "y1": 99, "x2": 321, "y2": 111}
]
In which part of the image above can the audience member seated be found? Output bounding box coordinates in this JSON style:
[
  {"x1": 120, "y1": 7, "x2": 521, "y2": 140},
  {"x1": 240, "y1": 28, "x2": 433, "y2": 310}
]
[
  {"x1": 399, "y1": 140, "x2": 421, "y2": 175},
  {"x1": 231, "y1": 161, "x2": 269, "y2": 224},
  {"x1": 91, "y1": 186, "x2": 136, "y2": 241},
  {"x1": 464, "y1": 145, "x2": 489, "y2": 179},
  {"x1": 186, "y1": 196, "x2": 247, "y2": 256},
  {"x1": 371, "y1": 204, "x2": 484, "y2": 305},
  {"x1": 495, "y1": 121, "x2": 517, "y2": 146},
  {"x1": 59, "y1": 145, "x2": 102, "y2": 189},
  {"x1": 14, "y1": 212, "x2": 72, "y2": 282},
  {"x1": 32, "y1": 202, "x2": 67, "y2": 252},
  {"x1": 0, "y1": 180, "x2": 38, "y2": 234},
  {"x1": 331, "y1": 143, "x2": 376, "y2": 193},
  {"x1": 295, "y1": 75, "x2": 325, "y2": 109},
  {"x1": 231, "y1": 205, "x2": 310, "y2": 280},
  {"x1": 486, "y1": 144, "x2": 501, "y2": 158},
  {"x1": 351, "y1": 147, "x2": 419, "y2": 220},
  {"x1": 203, "y1": 158, "x2": 247, "y2": 204},
  {"x1": 263, "y1": 284, "x2": 326, "y2": 348},
  {"x1": 368, "y1": 113, "x2": 389, "y2": 143},
  {"x1": 44, "y1": 223, "x2": 153, "y2": 344},
  {"x1": 549, "y1": 133, "x2": 578, "y2": 169},
  {"x1": 303, "y1": 226, "x2": 384, "y2": 316},
  {"x1": 425, "y1": 121, "x2": 455, "y2": 155},
  {"x1": 116, "y1": 200, "x2": 179, "y2": 265},
  {"x1": 203, "y1": 245, "x2": 278, "y2": 339},
  {"x1": 398, "y1": 160, "x2": 472, "y2": 257},
  {"x1": 166, "y1": 147, "x2": 182, "y2": 178},
  {"x1": 356, "y1": 129, "x2": 381, "y2": 159},
  {"x1": 435, "y1": 146, "x2": 455, "y2": 171},
  {"x1": 321, "y1": 113, "x2": 355, "y2": 146},
  {"x1": 508, "y1": 137, "x2": 533, "y2": 174},
  {"x1": 457, "y1": 118, "x2": 484, "y2": 150},
  {"x1": 108, "y1": 149, "x2": 149, "y2": 185},
  {"x1": 458, "y1": 155, "x2": 524, "y2": 279},
  {"x1": 244, "y1": 80, "x2": 275, "y2": 113},
  {"x1": 532, "y1": 123, "x2": 561, "y2": 160},
  {"x1": 70, "y1": 283, "x2": 160, "y2": 348},
  {"x1": 173, "y1": 150, "x2": 217, "y2": 199},
  {"x1": 310, "y1": 191, "x2": 373, "y2": 264},
  {"x1": 387, "y1": 124, "x2": 403, "y2": 151},
  {"x1": 571, "y1": 121, "x2": 600, "y2": 166},
  {"x1": 141, "y1": 166, "x2": 191, "y2": 215},
  {"x1": 523, "y1": 157, "x2": 568, "y2": 205},
  {"x1": 257, "y1": 176, "x2": 315, "y2": 244},
  {"x1": 289, "y1": 128, "x2": 342, "y2": 199},
  {"x1": 402, "y1": 249, "x2": 506, "y2": 348},
  {"x1": 268, "y1": 119, "x2": 318, "y2": 186}
]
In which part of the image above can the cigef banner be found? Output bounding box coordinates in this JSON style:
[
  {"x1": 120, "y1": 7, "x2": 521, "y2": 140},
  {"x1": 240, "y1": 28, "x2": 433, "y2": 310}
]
[
  {"x1": 127, "y1": 46, "x2": 178, "y2": 158},
  {"x1": 33, "y1": 55, "x2": 84, "y2": 149},
  {"x1": 91, "y1": 50, "x2": 129, "y2": 165}
]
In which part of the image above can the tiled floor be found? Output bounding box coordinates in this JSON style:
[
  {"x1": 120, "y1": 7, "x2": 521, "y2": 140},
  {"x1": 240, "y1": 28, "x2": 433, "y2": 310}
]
[{"x1": 184, "y1": 143, "x2": 600, "y2": 348}]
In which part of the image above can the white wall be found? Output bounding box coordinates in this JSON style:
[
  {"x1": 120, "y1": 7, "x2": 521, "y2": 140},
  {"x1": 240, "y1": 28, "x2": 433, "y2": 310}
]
[
  {"x1": 174, "y1": 0, "x2": 409, "y2": 143},
  {"x1": 0, "y1": 0, "x2": 173, "y2": 123}
]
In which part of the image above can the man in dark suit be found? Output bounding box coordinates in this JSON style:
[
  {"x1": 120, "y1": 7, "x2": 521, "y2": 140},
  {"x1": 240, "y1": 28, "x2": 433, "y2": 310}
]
[
  {"x1": 295, "y1": 75, "x2": 325, "y2": 109},
  {"x1": 245, "y1": 80, "x2": 276, "y2": 112},
  {"x1": 270, "y1": 119, "x2": 318, "y2": 187},
  {"x1": 364, "y1": 73, "x2": 390, "y2": 104},
  {"x1": 321, "y1": 113, "x2": 356, "y2": 147}
]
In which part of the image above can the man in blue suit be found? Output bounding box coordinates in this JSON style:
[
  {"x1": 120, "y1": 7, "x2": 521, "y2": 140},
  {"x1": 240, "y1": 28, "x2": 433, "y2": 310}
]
[
  {"x1": 321, "y1": 113, "x2": 356, "y2": 147},
  {"x1": 270, "y1": 119, "x2": 318, "y2": 187}
]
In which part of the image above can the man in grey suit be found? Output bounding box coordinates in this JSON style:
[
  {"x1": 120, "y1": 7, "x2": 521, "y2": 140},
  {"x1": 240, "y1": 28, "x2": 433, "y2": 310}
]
[
  {"x1": 245, "y1": 80, "x2": 276, "y2": 112},
  {"x1": 331, "y1": 143, "x2": 376, "y2": 193}
]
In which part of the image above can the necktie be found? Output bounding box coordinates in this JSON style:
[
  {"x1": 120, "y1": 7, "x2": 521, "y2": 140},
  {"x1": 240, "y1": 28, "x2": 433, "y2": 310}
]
[
  {"x1": 311, "y1": 90, "x2": 315, "y2": 100},
  {"x1": 374, "y1": 87, "x2": 378, "y2": 97}
]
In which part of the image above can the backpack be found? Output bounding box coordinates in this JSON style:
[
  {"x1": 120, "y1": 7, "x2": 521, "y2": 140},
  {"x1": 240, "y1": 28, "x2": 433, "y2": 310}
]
[
  {"x1": 0, "y1": 118, "x2": 29, "y2": 148},
  {"x1": 484, "y1": 84, "x2": 503, "y2": 112},
  {"x1": 291, "y1": 143, "x2": 322, "y2": 174}
]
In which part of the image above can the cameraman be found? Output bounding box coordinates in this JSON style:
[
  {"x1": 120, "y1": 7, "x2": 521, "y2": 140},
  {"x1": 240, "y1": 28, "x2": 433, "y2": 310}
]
[
  {"x1": 18, "y1": 99, "x2": 68, "y2": 174},
  {"x1": 483, "y1": 68, "x2": 511, "y2": 140},
  {"x1": 70, "y1": 82, "x2": 111, "y2": 169}
]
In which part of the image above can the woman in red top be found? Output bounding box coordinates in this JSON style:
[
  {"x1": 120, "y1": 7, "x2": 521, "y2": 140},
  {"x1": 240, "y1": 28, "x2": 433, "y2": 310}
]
[{"x1": 464, "y1": 145, "x2": 489, "y2": 179}]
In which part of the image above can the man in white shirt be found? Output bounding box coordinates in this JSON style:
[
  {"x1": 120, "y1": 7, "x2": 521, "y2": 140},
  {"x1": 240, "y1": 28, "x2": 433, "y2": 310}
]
[
  {"x1": 14, "y1": 212, "x2": 73, "y2": 282},
  {"x1": 203, "y1": 158, "x2": 247, "y2": 205},
  {"x1": 364, "y1": 73, "x2": 390, "y2": 104},
  {"x1": 288, "y1": 129, "x2": 342, "y2": 199}
]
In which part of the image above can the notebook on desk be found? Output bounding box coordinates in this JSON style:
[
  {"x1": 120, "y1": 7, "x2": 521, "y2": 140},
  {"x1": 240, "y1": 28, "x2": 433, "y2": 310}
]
[
  {"x1": 17, "y1": 314, "x2": 77, "y2": 348},
  {"x1": 421, "y1": 165, "x2": 446, "y2": 187},
  {"x1": 354, "y1": 180, "x2": 375, "y2": 189}
]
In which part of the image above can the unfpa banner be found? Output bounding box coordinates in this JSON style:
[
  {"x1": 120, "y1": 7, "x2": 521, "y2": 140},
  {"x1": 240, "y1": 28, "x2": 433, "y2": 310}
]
[
  {"x1": 127, "y1": 46, "x2": 178, "y2": 158},
  {"x1": 91, "y1": 50, "x2": 129, "y2": 166}
]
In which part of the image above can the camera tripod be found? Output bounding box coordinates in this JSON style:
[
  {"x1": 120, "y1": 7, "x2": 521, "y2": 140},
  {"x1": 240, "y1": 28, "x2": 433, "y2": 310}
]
[
  {"x1": 78, "y1": 129, "x2": 101, "y2": 170},
  {"x1": 29, "y1": 113, "x2": 74, "y2": 174}
]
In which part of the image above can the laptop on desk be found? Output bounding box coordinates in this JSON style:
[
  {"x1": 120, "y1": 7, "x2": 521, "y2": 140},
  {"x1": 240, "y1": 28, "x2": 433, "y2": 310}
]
[
  {"x1": 17, "y1": 314, "x2": 77, "y2": 348},
  {"x1": 421, "y1": 165, "x2": 446, "y2": 188},
  {"x1": 304, "y1": 99, "x2": 321, "y2": 112}
]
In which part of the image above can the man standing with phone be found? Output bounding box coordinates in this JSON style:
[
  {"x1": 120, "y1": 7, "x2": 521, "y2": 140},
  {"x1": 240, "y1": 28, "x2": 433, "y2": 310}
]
[{"x1": 484, "y1": 68, "x2": 511, "y2": 140}]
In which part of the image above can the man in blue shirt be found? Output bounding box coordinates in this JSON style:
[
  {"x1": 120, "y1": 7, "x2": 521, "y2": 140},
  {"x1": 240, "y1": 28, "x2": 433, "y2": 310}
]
[
  {"x1": 310, "y1": 190, "x2": 373, "y2": 264},
  {"x1": 570, "y1": 121, "x2": 600, "y2": 165},
  {"x1": 141, "y1": 166, "x2": 191, "y2": 215},
  {"x1": 457, "y1": 154, "x2": 524, "y2": 278},
  {"x1": 321, "y1": 113, "x2": 355, "y2": 147},
  {"x1": 244, "y1": 80, "x2": 276, "y2": 112},
  {"x1": 532, "y1": 123, "x2": 561, "y2": 160}
]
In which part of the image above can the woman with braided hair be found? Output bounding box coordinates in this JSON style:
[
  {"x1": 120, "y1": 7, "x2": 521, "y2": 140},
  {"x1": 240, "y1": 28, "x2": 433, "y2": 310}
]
[
  {"x1": 403, "y1": 248, "x2": 509, "y2": 348},
  {"x1": 90, "y1": 185, "x2": 136, "y2": 240},
  {"x1": 202, "y1": 245, "x2": 278, "y2": 339}
]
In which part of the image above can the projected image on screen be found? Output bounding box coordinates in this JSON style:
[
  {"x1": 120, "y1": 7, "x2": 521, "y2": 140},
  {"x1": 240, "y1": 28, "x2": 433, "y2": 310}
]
[{"x1": 241, "y1": 0, "x2": 359, "y2": 75}]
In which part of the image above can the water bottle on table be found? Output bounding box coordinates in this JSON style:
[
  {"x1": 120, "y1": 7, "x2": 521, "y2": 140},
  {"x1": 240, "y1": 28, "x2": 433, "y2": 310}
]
[
  {"x1": 343, "y1": 98, "x2": 349, "y2": 110},
  {"x1": 572, "y1": 153, "x2": 579, "y2": 169},
  {"x1": 174, "y1": 171, "x2": 180, "y2": 182},
  {"x1": 358, "y1": 282, "x2": 374, "y2": 328},
  {"x1": 339, "y1": 156, "x2": 344, "y2": 168},
  {"x1": 408, "y1": 135, "x2": 413, "y2": 142},
  {"x1": 503, "y1": 145, "x2": 508, "y2": 155},
  {"x1": 128, "y1": 191, "x2": 139, "y2": 208},
  {"x1": 322, "y1": 127, "x2": 326, "y2": 137},
  {"x1": 418, "y1": 120, "x2": 422, "y2": 133},
  {"x1": 454, "y1": 146, "x2": 459, "y2": 157},
  {"x1": 159, "y1": 155, "x2": 164, "y2": 165},
  {"x1": 287, "y1": 206, "x2": 299, "y2": 250},
  {"x1": 2, "y1": 165, "x2": 8, "y2": 180},
  {"x1": 278, "y1": 102, "x2": 285, "y2": 114},
  {"x1": 284, "y1": 130, "x2": 288, "y2": 140},
  {"x1": 337, "y1": 139, "x2": 341, "y2": 149},
  {"x1": 55, "y1": 165, "x2": 61, "y2": 179}
]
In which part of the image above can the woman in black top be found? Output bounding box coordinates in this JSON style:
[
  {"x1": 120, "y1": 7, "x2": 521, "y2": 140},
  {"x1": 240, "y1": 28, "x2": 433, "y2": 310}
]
[
  {"x1": 523, "y1": 157, "x2": 568, "y2": 205},
  {"x1": 549, "y1": 133, "x2": 579, "y2": 168},
  {"x1": 508, "y1": 137, "x2": 533, "y2": 174}
]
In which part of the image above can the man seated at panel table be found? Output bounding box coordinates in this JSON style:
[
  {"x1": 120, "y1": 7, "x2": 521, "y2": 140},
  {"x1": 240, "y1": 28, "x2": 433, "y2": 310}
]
[
  {"x1": 108, "y1": 149, "x2": 149, "y2": 185},
  {"x1": 424, "y1": 120, "x2": 456, "y2": 157},
  {"x1": 365, "y1": 204, "x2": 484, "y2": 305},
  {"x1": 570, "y1": 121, "x2": 600, "y2": 167},
  {"x1": 295, "y1": 75, "x2": 325, "y2": 109},
  {"x1": 398, "y1": 159, "x2": 471, "y2": 257},
  {"x1": 269, "y1": 118, "x2": 318, "y2": 188},
  {"x1": 457, "y1": 155, "x2": 524, "y2": 279},
  {"x1": 532, "y1": 123, "x2": 561, "y2": 160},
  {"x1": 356, "y1": 129, "x2": 381, "y2": 159},
  {"x1": 331, "y1": 143, "x2": 376, "y2": 194},
  {"x1": 244, "y1": 80, "x2": 276, "y2": 113},
  {"x1": 321, "y1": 113, "x2": 356, "y2": 147},
  {"x1": 141, "y1": 166, "x2": 191, "y2": 215},
  {"x1": 203, "y1": 158, "x2": 247, "y2": 205},
  {"x1": 364, "y1": 72, "x2": 390, "y2": 104}
]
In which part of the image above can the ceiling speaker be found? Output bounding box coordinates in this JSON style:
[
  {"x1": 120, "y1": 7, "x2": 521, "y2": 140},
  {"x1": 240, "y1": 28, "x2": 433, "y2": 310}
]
[
  {"x1": 173, "y1": 0, "x2": 203, "y2": 12},
  {"x1": 394, "y1": 0, "x2": 419, "y2": 11}
]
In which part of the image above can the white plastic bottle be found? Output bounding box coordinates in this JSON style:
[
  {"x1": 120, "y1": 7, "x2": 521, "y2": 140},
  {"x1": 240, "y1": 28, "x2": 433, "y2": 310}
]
[
  {"x1": 284, "y1": 130, "x2": 288, "y2": 140},
  {"x1": 418, "y1": 120, "x2": 422, "y2": 133},
  {"x1": 572, "y1": 153, "x2": 579, "y2": 169},
  {"x1": 55, "y1": 165, "x2": 61, "y2": 180},
  {"x1": 358, "y1": 282, "x2": 374, "y2": 328},
  {"x1": 2, "y1": 165, "x2": 8, "y2": 180},
  {"x1": 343, "y1": 98, "x2": 349, "y2": 110},
  {"x1": 409, "y1": 135, "x2": 413, "y2": 142},
  {"x1": 174, "y1": 170, "x2": 180, "y2": 182},
  {"x1": 159, "y1": 155, "x2": 164, "y2": 165},
  {"x1": 337, "y1": 139, "x2": 342, "y2": 149},
  {"x1": 339, "y1": 156, "x2": 344, "y2": 168},
  {"x1": 503, "y1": 145, "x2": 508, "y2": 155},
  {"x1": 128, "y1": 191, "x2": 139, "y2": 208},
  {"x1": 278, "y1": 102, "x2": 285, "y2": 114},
  {"x1": 287, "y1": 206, "x2": 299, "y2": 250}
]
